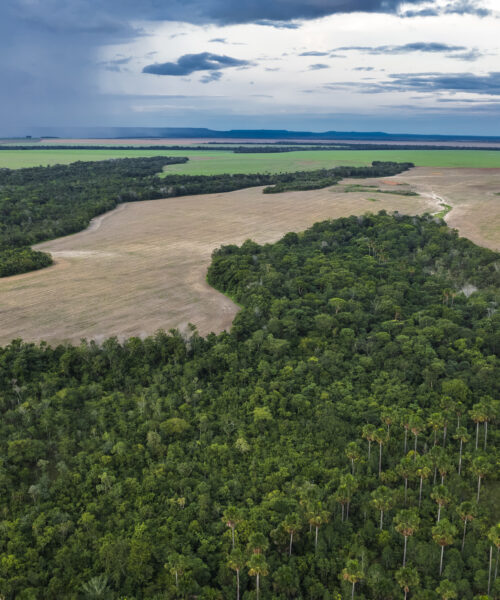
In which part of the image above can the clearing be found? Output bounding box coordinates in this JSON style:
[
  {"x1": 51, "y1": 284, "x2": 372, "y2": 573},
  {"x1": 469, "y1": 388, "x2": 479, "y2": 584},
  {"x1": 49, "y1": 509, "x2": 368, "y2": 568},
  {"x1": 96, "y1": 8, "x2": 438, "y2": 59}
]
[{"x1": 0, "y1": 167, "x2": 498, "y2": 346}]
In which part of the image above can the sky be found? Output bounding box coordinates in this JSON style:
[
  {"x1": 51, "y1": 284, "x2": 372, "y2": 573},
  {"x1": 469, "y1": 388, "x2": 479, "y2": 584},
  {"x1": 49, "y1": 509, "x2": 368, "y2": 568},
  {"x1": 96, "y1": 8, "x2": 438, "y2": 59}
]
[{"x1": 1, "y1": 0, "x2": 499, "y2": 136}]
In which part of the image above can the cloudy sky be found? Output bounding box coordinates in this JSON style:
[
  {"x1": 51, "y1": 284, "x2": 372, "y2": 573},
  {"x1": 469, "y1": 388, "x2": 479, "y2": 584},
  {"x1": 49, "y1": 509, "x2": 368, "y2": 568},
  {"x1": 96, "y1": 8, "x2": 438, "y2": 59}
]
[{"x1": 1, "y1": 0, "x2": 499, "y2": 136}]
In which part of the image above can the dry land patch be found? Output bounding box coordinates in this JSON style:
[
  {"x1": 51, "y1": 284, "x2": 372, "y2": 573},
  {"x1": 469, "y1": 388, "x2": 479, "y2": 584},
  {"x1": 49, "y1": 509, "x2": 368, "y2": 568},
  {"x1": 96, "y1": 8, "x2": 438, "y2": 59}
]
[{"x1": 0, "y1": 167, "x2": 498, "y2": 346}]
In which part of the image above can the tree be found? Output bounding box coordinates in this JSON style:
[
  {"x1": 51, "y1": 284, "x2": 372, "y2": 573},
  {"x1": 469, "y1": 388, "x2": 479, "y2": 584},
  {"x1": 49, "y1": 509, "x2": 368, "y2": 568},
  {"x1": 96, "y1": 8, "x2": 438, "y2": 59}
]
[
  {"x1": 345, "y1": 441, "x2": 362, "y2": 474},
  {"x1": 81, "y1": 575, "x2": 110, "y2": 599},
  {"x1": 247, "y1": 553, "x2": 269, "y2": 600},
  {"x1": 470, "y1": 455, "x2": 493, "y2": 503},
  {"x1": 397, "y1": 455, "x2": 416, "y2": 506},
  {"x1": 415, "y1": 456, "x2": 431, "y2": 508},
  {"x1": 371, "y1": 486, "x2": 394, "y2": 530},
  {"x1": 487, "y1": 523, "x2": 500, "y2": 596},
  {"x1": 362, "y1": 424, "x2": 376, "y2": 461},
  {"x1": 342, "y1": 559, "x2": 364, "y2": 600},
  {"x1": 469, "y1": 403, "x2": 488, "y2": 450},
  {"x1": 409, "y1": 414, "x2": 425, "y2": 456},
  {"x1": 435, "y1": 579, "x2": 457, "y2": 600},
  {"x1": 228, "y1": 548, "x2": 245, "y2": 600},
  {"x1": 395, "y1": 566, "x2": 419, "y2": 600},
  {"x1": 282, "y1": 513, "x2": 301, "y2": 556},
  {"x1": 394, "y1": 509, "x2": 420, "y2": 567},
  {"x1": 307, "y1": 502, "x2": 330, "y2": 549},
  {"x1": 432, "y1": 519, "x2": 457, "y2": 576},
  {"x1": 374, "y1": 427, "x2": 389, "y2": 477},
  {"x1": 453, "y1": 427, "x2": 470, "y2": 475},
  {"x1": 457, "y1": 501, "x2": 477, "y2": 552},
  {"x1": 431, "y1": 485, "x2": 451, "y2": 523},
  {"x1": 428, "y1": 412, "x2": 445, "y2": 447},
  {"x1": 223, "y1": 506, "x2": 243, "y2": 550}
]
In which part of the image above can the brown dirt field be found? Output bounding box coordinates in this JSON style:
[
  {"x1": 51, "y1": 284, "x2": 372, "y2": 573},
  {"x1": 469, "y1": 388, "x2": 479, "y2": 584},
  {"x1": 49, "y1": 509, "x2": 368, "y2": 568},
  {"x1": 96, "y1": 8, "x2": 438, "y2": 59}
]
[{"x1": 0, "y1": 167, "x2": 498, "y2": 346}]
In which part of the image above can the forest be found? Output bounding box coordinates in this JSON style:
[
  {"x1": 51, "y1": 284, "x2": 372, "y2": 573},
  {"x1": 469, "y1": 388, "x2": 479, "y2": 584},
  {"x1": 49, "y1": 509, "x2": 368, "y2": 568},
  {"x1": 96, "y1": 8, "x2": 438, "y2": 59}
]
[
  {"x1": 0, "y1": 212, "x2": 498, "y2": 599},
  {"x1": 0, "y1": 157, "x2": 412, "y2": 277}
]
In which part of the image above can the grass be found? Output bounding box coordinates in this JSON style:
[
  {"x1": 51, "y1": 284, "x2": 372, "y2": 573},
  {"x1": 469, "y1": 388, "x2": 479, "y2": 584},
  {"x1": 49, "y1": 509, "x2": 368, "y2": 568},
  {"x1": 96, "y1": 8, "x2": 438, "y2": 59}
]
[
  {"x1": 0, "y1": 148, "x2": 499, "y2": 172},
  {"x1": 435, "y1": 203, "x2": 453, "y2": 219}
]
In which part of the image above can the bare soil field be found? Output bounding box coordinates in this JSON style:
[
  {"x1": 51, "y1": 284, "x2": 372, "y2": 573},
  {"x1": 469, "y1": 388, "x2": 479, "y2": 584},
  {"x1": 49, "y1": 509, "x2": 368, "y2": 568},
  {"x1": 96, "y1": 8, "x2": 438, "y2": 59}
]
[{"x1": 0, "y1": 167, "x2": 498, "y2": 346}]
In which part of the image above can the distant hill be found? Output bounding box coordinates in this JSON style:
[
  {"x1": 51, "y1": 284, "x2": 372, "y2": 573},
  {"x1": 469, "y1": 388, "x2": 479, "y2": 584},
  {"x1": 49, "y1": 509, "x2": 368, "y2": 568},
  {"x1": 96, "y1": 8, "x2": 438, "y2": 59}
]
[{"x1": 27, "y1": 126, "x2": 500, "y2": 143}]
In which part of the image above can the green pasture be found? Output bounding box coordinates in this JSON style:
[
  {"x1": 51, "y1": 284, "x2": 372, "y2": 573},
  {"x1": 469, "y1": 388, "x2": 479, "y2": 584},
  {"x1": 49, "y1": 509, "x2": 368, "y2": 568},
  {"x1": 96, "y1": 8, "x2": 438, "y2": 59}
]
[{"x1": 0, "y1": 148, "x2": 498, "y2": 172}]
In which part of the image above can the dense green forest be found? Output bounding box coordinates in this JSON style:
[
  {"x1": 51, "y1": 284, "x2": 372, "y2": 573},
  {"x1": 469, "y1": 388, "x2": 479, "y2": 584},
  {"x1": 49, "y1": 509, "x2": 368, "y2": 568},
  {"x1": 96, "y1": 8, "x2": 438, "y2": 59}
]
[
  {"x1": 0, "y1": 213, "x2": 498, "y2": 599},
  {"x1": 0, "y1": 158, "x2": 412, "y2": 277}
]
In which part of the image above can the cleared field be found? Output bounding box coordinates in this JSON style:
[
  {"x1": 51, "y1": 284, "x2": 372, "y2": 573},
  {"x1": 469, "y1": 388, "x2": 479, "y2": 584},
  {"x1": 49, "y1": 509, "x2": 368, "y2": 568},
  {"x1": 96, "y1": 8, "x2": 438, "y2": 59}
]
[
  {"x1": 0, "y1": 148, "x2": 499, "y2": 171},
  {"x1": 0, "y1": 172, "x2": 440, "y2": 346},
  {"x1": 1, "y1": 167, "x2": 498, "y2": 347}
]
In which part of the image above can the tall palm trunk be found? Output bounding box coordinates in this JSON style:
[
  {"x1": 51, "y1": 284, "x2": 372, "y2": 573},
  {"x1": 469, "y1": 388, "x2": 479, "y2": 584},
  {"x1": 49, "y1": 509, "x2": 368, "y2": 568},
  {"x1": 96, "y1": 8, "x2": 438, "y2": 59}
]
[
  {"x1": 437, "y1": 505, "x2": 441, "y2": 523},
  {"x1": 403, "y1": 536, "x2": 408, "y2": 567},
  {"x1": 462, "y1": 520, "x2": 467, "y2": 552},
  {"x1": 419, "y1": 477, "x2": 423, "y2": 507},
  {"x1": 256, "y1": 573, "x2": 260, "y2": 600},
  {"x1": 351, "y1": 581, "x2": 356, "y2": 600},
  {"x1": 484, "y1": 421, "x2": 488, "y2": 450},
  {"x1": 477, "y1": 476, "x2": 482, "y2": 503},
  {"x1": 289, "y1": 531, "x2": 293, "y2": 556},
  {"x1": 380, "y1": 510, "x2": 384, "y2": 530},
  {"x1": 443, "y1": 425, "x2": 447, "y2": 447},
  {"x1": 315, "y1": 525, "x2": 319, "y2": 550},
  {"x1": 236, "y1": 569, "x2": 240, "y2": 600},
  {"x1": 475, "y1": 422, "x2": 479, "y2": 449},
  {"x1": 414, "y1": 434, "x2": 418, "y2": 455},
  {"x1": 488, "y1": 545, "x2": 493, "y2": 595},
  {"x1": 439, "y1": 546, "x2": 444, "y2": 576},
  {"x1": 458, "y1": 440, "x2": 463, "y2": 475}
]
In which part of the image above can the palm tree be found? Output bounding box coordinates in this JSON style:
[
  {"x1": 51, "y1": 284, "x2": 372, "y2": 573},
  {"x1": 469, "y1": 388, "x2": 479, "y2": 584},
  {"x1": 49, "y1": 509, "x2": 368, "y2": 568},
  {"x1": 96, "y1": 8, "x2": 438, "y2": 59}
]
[
  {"x1": 371, "y1": 485, "x2": 393, "y2": 530},
  {"x1": 223, "y1": 506, "x2": 243, "y2": 549},
  {"x1": 431, "y1": 485, "x2": 451, "y2": 523},
  {"x1": 470, "y1": 455, "x2": 493, "y2": 503},
  {"x1": 395, "y1": 566, "x2": 419, "y2": 600},
  {"x1": 436, "y1": 579, "x2": 458, "y2": 600},
  {"x1": 228, "y1": 548, "x2": 245, "y2": 600},
  {"x1": 427, "y1": 412, "x2": 445, "y2": 447},
  {"x1": 166, "y1": 552, "x2": 188, "y2": 590},
  {"x1": 397, "y1": 455, "x2": 416, "y2": 506},
  {"x1": 307, "y1": 502, "x2": 330, "y2": 550},
  {"x1": 440, "y1": 396, "x2": 456, "y2": 446},
  {"x1": 457, "y1": 501, "x2": 477, "y2": 552},
  {"x1": 469, "y1": 403, "x2": 487, "y2": 450},
  {"x1": 342, "y1": 559, "x2": 363, "y2": 600},
  {"x1": 282, "y1": 513, "x2": 301, "y2": 556},
  {"x1": 401, "y1": 411, "x2": 412, "y2": 455},
  {"x1": 374, "y1": 427, "x2": 389, "y2": 477},
  {"x1": 487, "y1": 523, "x2": 500, "y2": 596},
  {"x1": 345, "y1": 441, "x2": 361, "y2": 475},
  {"x1": 452, "y1": 427, "x2": 469, "y2": 475},
  {"x1": 381, "y1": 407, "x2": 397, "y2": 436},
  {"x1": 362, "y1": 423, "x2": 376, "y2": 461},
  {"x1": 81, "y1": 575, "x2": 109, "y2": 599},
  {"x1": 394, "y1": 509, "x2": 420, "y2": 567},
  {"x1": 409, "y1": 414, "x2": 425, "y2": 456},
  {"x1": 415, "y1": 456, "x2": 431, "y2": 508},
  {"x1": 247, "y1": 553, "x2": 269, "y2": 600},
  {"x1": 432, "y1": 519, "x2": 457, "y2": 576}
]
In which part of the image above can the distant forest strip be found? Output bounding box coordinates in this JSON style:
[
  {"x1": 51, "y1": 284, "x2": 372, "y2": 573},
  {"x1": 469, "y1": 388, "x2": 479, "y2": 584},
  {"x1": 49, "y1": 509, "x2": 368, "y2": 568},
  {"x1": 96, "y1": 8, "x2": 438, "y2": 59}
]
[
  {"x1": 0, "y1": 157, "x2": 413, "y2": 277},
  {"x1": 1, "y1": 143, "x2": 499, "y2": 152}
]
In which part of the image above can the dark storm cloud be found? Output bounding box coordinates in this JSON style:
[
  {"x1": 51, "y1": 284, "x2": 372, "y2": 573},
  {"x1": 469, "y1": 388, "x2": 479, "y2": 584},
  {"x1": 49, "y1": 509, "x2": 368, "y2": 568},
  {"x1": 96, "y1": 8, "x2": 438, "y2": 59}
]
[
  {"x1": 143, "y1": 53, "x2": 251, "y2": 76},
  {"x1": 324, "y1": 72, "x2": 500, "y2": 95},
  {"x1": 335, "y1": 42, "x2": 468, "y2": 54},
  {"x1": 299, "y1": 51, "x2": 330, "y2": 56},
  {"x1": 308, "y1": 63, "x2": 330, "y2": 70},
  {"x1": 200, "y1": 71, "x2": 223, "y2": 83},
  {"x1": 403, "y1": 0, "x2": 490, "y2": 17}
]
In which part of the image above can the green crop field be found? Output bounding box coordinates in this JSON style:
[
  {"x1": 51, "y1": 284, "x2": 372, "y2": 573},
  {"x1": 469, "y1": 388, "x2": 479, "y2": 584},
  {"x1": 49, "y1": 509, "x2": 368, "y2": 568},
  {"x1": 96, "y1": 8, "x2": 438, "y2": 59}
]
[{"x1": 0, "y1": 148, "x2": 499, "y2": 172}]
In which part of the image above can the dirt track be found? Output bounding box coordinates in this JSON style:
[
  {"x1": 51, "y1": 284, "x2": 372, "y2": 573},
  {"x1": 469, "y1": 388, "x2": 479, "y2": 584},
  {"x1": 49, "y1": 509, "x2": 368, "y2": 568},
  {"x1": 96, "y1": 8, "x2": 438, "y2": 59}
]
[{"x1": 0, "y1": 167, "x2": 498, "y2": 346}]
